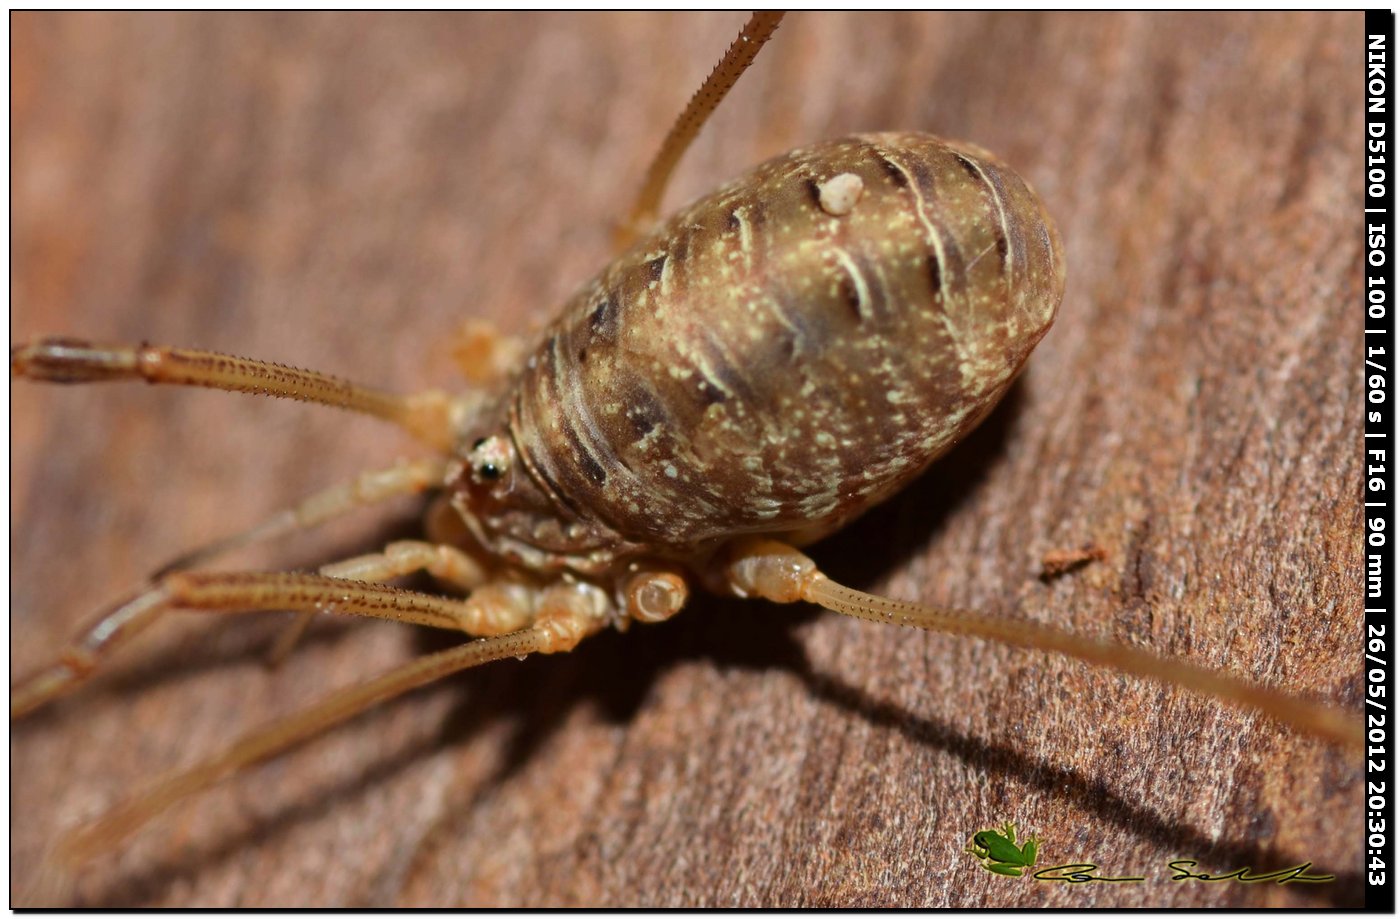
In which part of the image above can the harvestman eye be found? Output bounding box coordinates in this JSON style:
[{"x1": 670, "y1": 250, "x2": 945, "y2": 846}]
[{"x1": 468, "y1": 435, "x2": 513, "y2": 483}]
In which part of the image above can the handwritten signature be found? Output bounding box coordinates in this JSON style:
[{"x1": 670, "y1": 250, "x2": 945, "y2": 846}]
[
  {"x1": 1027, "y1": 860, "x2": 1334, "y2": 885},
  {"x1": 1165, "y1": 859, "x2": 1335, "y2": 884},
  {"x1": 1032, "y1": 864, "x2": 1145, "y2": 884}
]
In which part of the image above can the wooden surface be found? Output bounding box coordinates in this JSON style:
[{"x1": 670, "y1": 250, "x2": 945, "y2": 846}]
[{"x1": 11, "y1": 12, "x2": 1363, "y2": 907}]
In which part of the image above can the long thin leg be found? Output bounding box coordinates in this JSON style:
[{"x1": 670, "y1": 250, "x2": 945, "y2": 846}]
[
  {"x1": 11, "y1": 338, "x2": 457, "y2": 449},
  {"x1": 319, "y1": 540, "x2": 488, "y2": 593},
  {"x1": 148, "y1": 457, "x2": 451, "y2": 666},
  {"x1": 267, "y1": 536, "x2": 492, "y2": 667},
  {"x1": 155, "y1": 457, "x2": 450, "y2": 578},
  {"x1": 312, "y1": 540, "x2": 540, "y2": 636},
  {"x1": 616, "y1": 12, "x2": 785, "y2": 249},
  {"x1": 10, "y1": 569, "x2": 553, "y2": 719},
  {"x1": 721, "y1": 538, "x2": 1363, "y2": 751},
  {"x1": 270, "y1": 539, "x2": 493, "y2": 666},
  {"x1": 53, "y1": 578, "x2": 611, "y2": 867}
]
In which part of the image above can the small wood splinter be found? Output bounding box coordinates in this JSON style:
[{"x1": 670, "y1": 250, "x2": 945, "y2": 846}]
[{"x1": 1040, "y1": 543, "x2": 1110, "y2": 580}]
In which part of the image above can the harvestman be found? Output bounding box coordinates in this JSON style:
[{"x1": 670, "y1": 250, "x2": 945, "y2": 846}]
[{"x1": 11, "y1": 13, "x2": 1360, "y2": 876}]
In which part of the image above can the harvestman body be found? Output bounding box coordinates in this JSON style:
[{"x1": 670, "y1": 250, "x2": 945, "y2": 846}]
[{"x1": 10, "y1": 13, "x2": 1359, "y2": 873}]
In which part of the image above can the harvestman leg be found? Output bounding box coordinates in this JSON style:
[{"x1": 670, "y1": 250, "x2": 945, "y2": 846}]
[
  {"x1": 11, "y1": 338, "x2": 458, "y2": 449},
  {"x1": 45, "y1": 576, "x2": 612, "y2": 866},
  {"x1": 11, "y1": 572, "x2": 439, "y2": 718},
  {"x1": 10, "y1": 332, "x2": 474, "y2": 695},
  {"x1": 316, "y1": 540, "x2": 564, "y2": 637},
  {"x1": 157, "y1": 458, "x2": 458, "y2": 666},
  {"x1": 614, "y1": 11, "x2": 785, "y2": 249},
  {"x1": 154, "y1": 457, "x2": 451, "y2": 578},
  {"x1": 10, "y1": 535, "x2": 570, "y2": 720},
  {"x1": 721, "y1": 538, "x2": 1363, "y2": 751},
  {"x1": 140, "y1": 317, "x2": 527, "y2": 657},
  {"x1": 270, "y1": 538, "x2": 495, "y2": 667},
  {"x1": 10, "y1": 456, "x2": 461, "y2": 715}
]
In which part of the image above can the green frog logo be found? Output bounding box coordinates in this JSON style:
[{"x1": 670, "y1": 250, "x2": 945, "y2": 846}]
[{"x1": 965, "y1": 822, "x2": 1040, "y2": 877}]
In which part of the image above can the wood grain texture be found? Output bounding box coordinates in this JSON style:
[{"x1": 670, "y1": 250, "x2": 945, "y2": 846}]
[{"x1": 11, "y1": 12, "x2": 1363, "y2": 907}]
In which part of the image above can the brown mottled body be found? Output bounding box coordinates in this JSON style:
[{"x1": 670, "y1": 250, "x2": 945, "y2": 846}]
[{"x1": 476, "y1": 133, "x2": 1064, "y2": 571}]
